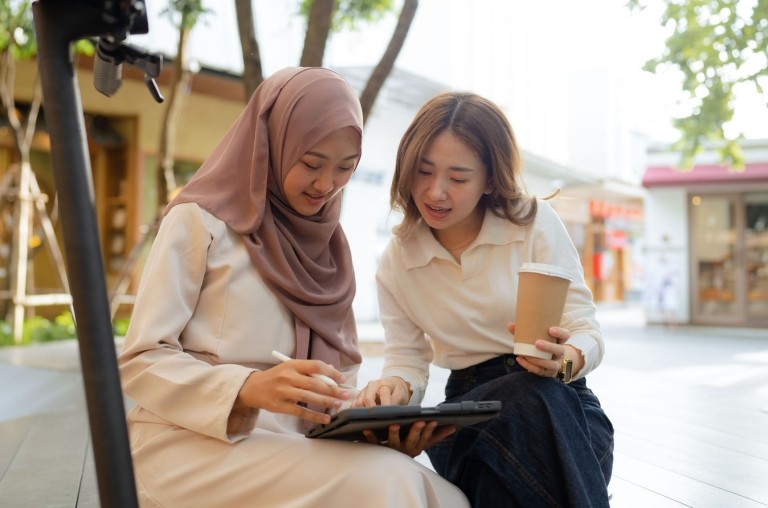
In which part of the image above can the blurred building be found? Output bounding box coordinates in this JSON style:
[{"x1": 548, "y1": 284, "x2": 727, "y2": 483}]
[
  {"x1": 2, "y1": 53, "x2": 651, "y2": 328},
  {"x1": 9, "y1": 4, "x2": 764, "y2": 333},
  {"x1": 642, "y1": 140, "x2": 768, "y2": 327}
]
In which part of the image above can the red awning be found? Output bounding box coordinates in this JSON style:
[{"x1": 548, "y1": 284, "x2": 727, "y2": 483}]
[{"x1": 642, "y1": 162, "x2": 768, "y2": 187}]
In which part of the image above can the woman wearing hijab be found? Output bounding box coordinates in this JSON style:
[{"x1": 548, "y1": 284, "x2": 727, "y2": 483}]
[{"x1": 118, "y1": 67, "x2": 469, "y2": 508}]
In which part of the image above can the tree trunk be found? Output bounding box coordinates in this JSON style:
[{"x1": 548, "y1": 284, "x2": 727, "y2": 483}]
[
  {"x1": 359, "y1": 0, "x2": 418, "y2": 124},
  {"x1": 300, "y1": 0, "x2": 334, "y2": 67},
  {"x1": 0, "y1": 48, "x2": 37, "y2": 151},
  {"x1": 235, "y1": 0, "x2": 264, "y2": 101},
  {"x1": 156, "y1": 24, "x2": 193, "y2": 209}
]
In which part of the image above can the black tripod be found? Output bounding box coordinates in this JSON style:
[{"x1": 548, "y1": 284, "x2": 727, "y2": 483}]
[{"x1": 32, "y1": 2, "x2": 163, "y2": 506}]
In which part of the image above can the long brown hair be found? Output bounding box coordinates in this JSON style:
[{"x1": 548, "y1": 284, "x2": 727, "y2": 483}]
[{"x1": 391, "y1": 91, "x2": 537, "y2": 238}]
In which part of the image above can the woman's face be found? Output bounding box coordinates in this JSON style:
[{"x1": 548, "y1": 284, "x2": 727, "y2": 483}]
[
  {"x1": 283, "y1": 126, "x2": 360, "y2": 216},
  {"x1": 411, "y1": 130, "x2": 491, "y2": 241}
]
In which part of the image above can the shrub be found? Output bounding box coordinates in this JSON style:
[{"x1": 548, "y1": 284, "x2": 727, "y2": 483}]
[
  {"x1": 0, "y1": 312, "x2": 129, "y2": 347},
  {"x1": 0, "y1": 321, "x2": 13, "y2": 346},
  {"x1": 113, "y1": 318, "x2": 131, "y2": 337}
]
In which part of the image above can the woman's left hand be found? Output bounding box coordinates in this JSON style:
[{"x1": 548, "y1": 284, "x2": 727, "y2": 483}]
[
  {"x1": 507, "y1": 323, "x2": 582, "y2": 379},
  {"x1": 362, "y1": 421, "x2": 456, "y2": 458}
]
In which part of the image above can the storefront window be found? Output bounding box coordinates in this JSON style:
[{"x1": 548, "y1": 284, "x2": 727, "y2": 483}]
[
  {"x1": 692, "y1": 195, "x2": 737, "y2": 320},
  {"x1": 691, "y1": 192, "x2": 768, "y2": 325},
  {"x1": 745, "y1": 193, "x2": 768, "y2": 320}
]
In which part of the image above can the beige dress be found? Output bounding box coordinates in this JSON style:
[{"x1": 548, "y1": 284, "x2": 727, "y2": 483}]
[{"x1": 118, "y1": 203, "x2": 468, "y2": 508}]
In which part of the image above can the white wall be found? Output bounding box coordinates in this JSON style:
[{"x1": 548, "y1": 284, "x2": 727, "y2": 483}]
[
  {"x1": 567, "y1": 69, "x2": 615, "y2": 178},
  {"x1": 340, "y1": 98, "x2": 416, "y2": 321}
]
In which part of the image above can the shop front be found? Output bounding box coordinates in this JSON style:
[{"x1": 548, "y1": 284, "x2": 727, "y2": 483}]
[
  {"x1": 687, "y1": 191, "x2": 768, "y2": 326},
  {"x1": 643, "y1": 145, "x2": 768, "y2": 327},
  {"x1": 556, "y1": 180, "x2": 645, "y2": 303}
]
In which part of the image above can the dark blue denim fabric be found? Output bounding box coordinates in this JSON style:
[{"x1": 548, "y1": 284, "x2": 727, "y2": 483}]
[{"x1": 426, "y1": 354, "x2": 614, "y2": 508}]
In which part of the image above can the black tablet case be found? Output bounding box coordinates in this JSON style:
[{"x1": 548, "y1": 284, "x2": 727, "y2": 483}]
[{"x1": 305, "y1": 400, "x2": 502, "y2": 441}]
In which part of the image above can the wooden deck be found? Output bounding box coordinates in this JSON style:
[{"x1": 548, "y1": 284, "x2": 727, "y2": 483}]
[{"x1": 1, "y1": 304, "x2": 767, "y2": 507}]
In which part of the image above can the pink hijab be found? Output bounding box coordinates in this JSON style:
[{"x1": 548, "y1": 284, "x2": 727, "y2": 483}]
[{"x1": 168, "y1": 67, "x2": 363, "y2": 368}]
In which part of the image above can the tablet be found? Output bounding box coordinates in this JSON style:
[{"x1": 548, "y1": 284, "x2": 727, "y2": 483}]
[{"x1": 305, "y1": 400, "x2": 502, "y2": 441}]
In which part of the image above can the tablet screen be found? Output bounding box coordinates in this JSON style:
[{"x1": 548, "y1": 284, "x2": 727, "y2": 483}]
[{"x1": 305, "y1": 400, "x2": 502, "y2": 441}]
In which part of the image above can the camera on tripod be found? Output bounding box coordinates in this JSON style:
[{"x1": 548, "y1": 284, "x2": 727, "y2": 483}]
[
  {"x1": 89, "y1": 0, "x2": 163, "y2": 102},
  {"x1": 93, "y1": 0, "x2": 149, "y2": 39}
]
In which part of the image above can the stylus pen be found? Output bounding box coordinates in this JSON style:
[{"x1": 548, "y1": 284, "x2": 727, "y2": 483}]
[{"x1": 271, "y1": 350, "x2": 339, "y2": 387}]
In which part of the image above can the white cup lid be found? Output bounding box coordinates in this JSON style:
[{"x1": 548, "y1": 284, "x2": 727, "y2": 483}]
[{"x1": 519, "y1": 262, "x2": 573, "y2": 281}]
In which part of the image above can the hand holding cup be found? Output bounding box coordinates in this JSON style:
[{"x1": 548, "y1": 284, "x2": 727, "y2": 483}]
[{"x1": 512, "y1": 263, "x2": 572, "y2": 360}]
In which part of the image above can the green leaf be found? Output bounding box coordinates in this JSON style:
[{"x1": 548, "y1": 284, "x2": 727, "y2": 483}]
[
  {"x1": 161, "y1": 0, "x2": 210, "y2": 30},
  {"x1": 299, "y1": 0, "x2": 396, "y2": 32},
  {"x1": 630, "y1": 0, "x2": 766, "y2": 170}
]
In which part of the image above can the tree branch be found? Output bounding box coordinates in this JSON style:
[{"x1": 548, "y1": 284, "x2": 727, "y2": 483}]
[{"x1": 359, "y1": 0, "x2": 418, "y2": 123}]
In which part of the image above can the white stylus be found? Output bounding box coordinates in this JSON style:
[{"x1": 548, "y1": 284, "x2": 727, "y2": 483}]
[{"x1": 271, "y1": 350, "x2": 339, "y2": 387}]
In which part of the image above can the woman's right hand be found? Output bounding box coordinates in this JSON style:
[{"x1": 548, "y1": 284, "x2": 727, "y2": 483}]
[
  {"x1": 356, "y1": 376, "x2": 412, "y2": 407},
  {"x1": 235, "y1": 360, "x2": 349, "y2": 425},
  {"x1": 362, "y1": 420, "x2": 456, "y2": 458}
]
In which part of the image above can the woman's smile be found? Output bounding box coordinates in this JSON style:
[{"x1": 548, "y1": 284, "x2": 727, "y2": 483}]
[
  {"x1": 303, "y1": 191, "x2": 329, "y2": 207},
  {"x1": 423, "y1": 202, "x2": 451, "y2": 221},
  {"x1": 283, "y1": 126, "x2": 360, "y2": 216}
]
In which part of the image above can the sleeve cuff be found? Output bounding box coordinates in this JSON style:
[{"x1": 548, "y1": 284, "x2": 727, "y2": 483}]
[
  {"x1": 565, "y1": 334, "x2": 600, "y2": 380},
  {"x1": 381, "y1": 368, "x2": 426, "y2": 406}
]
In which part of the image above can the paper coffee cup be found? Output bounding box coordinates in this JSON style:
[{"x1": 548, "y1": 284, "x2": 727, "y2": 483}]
[{"x1": 513, "y1": 263, "x2": 572, "y2": 360}]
